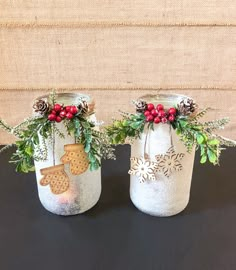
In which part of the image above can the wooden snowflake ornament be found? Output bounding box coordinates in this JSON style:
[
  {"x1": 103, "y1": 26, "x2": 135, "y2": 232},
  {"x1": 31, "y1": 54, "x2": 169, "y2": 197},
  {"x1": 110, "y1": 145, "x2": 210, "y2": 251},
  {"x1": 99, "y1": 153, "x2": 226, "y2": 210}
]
[
  {"x1": 128, "y1": 157, "x2": 158, "y2": 183},
  {"x1": 155, "y1": 146, "x2": 185, "y2": 177}
]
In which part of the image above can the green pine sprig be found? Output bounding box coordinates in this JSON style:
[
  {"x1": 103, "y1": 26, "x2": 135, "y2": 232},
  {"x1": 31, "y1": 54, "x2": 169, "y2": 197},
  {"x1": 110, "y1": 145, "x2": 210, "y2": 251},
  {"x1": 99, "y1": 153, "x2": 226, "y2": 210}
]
[
  {"x1": 172, "y1": 109, "x2": 236, "y2": 165},
  {"x1": 106, "y1": 102, "x2": 235, "y2": 166},
  {"x1": 0, "y1": 144, "x2": 15, "y2": 155},
  {"x1": 0, "y1": 119, "x2": 12, "y2": 133},
  {"x1": 65, "y1": 115, "x2": 115, "y2": 171},
  {"x1": 105, "y1": 113, "x2": 146, "y2": 144},
  {"x1": 0, "y1": 92, "x2": 115, "y2": 173},
  {"x1": 9, "y1": 117, "x2": 52, "y2": 173}
]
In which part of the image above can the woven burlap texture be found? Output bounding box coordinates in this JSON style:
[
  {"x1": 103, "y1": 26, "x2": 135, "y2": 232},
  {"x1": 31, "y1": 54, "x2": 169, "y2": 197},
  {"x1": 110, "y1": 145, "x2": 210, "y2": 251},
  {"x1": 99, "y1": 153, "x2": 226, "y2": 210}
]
[
  {"x1": 1, "y1": 27, "x2": 236, "y2": 88},
  {"x1": 0, "y1": 1, "x2": 236, "y2": 143},
  {"x1": 1, "y1": 0, "x2": 236, "y2": 24}
]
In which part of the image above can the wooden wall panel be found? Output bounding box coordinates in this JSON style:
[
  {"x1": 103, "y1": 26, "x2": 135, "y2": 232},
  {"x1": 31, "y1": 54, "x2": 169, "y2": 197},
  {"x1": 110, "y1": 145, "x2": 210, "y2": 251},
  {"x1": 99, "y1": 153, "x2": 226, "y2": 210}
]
[
  {"x1": 1, "y1": 0, "x2": 236, "y2": 24},
  {"x1": 0, "y1": 1, "x2": 236, "y2": 143},
  {"x1": 1, "y1": 27, "x2": 236, "y2": 88}
]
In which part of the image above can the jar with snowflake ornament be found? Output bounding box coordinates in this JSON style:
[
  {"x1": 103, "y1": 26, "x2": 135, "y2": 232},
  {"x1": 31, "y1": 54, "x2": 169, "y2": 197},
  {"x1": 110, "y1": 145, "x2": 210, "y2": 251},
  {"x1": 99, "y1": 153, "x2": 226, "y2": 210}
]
[
  {"x1": 106, "y1": 93, "x2": 236, "y2": 216},
  {"x1": 0, "y1": 92, "x2": 115, "y2": 216}
]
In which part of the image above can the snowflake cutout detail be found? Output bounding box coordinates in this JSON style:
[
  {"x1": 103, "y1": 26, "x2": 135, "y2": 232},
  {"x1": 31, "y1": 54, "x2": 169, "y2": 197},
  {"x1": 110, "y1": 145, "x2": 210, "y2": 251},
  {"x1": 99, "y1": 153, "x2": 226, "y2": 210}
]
[
  {"x1": 155, "y1": 146, "x2": 185, "y2": 178},
  {"x1": 128, "y1": 157, "x2": 158, "y2": 183}
]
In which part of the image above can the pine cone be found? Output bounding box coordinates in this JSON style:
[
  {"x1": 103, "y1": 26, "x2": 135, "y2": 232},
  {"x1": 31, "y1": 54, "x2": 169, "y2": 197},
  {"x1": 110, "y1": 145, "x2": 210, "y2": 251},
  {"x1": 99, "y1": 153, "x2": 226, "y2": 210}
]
[
  {"x1": 78, "y1": 100, "x2": 89, "y2": 115},
  {"x1": 135, "y1": 100, "x2": 147, "y2": 113},
  {"x1": 33, "y1": 99, "x2": 50, "y2": 115},
  {"x1": 177, "y1": 98, "x2": 198, "y2": 116},
  {"x1": 88, "y1": 100, "x2": 95, "y2": 114}
]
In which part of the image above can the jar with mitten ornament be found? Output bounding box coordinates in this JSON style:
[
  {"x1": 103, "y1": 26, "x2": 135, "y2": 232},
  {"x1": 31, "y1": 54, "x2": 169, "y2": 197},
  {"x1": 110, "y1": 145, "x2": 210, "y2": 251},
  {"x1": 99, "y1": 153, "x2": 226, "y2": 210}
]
[{"x1": 34, "y1": 93, "x2": 101, "y2": 216}]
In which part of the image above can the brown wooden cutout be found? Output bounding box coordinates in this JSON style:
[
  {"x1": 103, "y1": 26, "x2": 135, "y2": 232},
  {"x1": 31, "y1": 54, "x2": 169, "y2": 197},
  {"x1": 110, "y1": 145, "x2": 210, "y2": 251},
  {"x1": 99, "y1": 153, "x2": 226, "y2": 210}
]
[
  {"x1": 61, "y1": 144, "x2": 89, "y2": 175},
  {"x1": 40, "y1": 164, "x2": 70, "y2": 195}
]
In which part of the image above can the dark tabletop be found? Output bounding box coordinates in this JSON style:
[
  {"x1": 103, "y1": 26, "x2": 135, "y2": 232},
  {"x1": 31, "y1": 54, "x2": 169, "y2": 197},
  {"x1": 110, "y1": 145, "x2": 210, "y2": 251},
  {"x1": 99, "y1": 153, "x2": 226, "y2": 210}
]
[{"x1": 0, "y1": 145, "x2": 235, "y2": 270}]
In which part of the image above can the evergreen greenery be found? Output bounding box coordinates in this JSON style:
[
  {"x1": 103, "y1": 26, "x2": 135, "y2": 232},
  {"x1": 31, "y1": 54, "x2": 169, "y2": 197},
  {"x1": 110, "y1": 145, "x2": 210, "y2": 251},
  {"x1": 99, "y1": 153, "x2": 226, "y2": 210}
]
[
  {"x1": 0, "y1": 119, "x2": 12, "y2": 133},
  {"x1": 65, "y1": 116, "x2": 115, "y2": 171},
  {"x1": 105, "y1": 112, "x2": 146, "y2": 144},
  {"x1": 9, "y1": 117, "x2": 52, "y2": 173},
  {"x1": 106, "y1": 105, "x2": 236, "y2": 166},
  {"x1": 0, "y1": 92, "x2": 115, "y2": 173},
  {"x1": 171, "y1": 112, "x2": 236, "y2": 165}
]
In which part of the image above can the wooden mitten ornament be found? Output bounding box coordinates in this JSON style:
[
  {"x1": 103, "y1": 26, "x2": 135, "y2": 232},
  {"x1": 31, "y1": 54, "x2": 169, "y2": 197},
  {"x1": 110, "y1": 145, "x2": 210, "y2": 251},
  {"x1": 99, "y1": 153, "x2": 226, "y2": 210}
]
[
  {"x1": 40, "y1": 164, "x2": 70, "y2": 195},
  {"x1": 61, "y1": 144, "x2": 89, "y2": 175}
]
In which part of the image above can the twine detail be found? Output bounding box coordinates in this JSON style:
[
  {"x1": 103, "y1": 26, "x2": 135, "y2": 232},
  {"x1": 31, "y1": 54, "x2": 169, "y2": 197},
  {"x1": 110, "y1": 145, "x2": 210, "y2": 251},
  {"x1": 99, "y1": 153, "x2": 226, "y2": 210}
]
[
  {"x1": 0, "y1": 86, "x2": 236, "y2": 92},
  {"x1": 52, "y1": 123, "x2": 56, "y2": 166},
  {"x1": 1, "y1": 21, "x2": 236, "y2": 28},
  {"x1": 169, "y1": 125, "x2": 174, "y2": 147},
  {"x1": 143, "y1": 128, "x2": 150, "y2": 160}
]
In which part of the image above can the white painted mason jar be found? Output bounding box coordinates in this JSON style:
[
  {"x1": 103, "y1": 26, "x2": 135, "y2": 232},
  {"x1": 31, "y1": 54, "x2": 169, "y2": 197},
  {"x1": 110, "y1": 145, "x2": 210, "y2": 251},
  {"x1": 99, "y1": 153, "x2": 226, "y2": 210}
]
[
  {"x1": 34, "y1": 93, "x2": 101, "y2": 216},
  {"x1": 130, "y1": 94, "x2": 195, "y2": 217}
]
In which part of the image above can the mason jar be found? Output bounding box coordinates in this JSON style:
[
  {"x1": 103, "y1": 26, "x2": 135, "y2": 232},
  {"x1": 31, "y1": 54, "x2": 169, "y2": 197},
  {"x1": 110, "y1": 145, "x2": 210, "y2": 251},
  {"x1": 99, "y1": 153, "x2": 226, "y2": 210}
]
[
  {"x1": 34, "y1": 93, "x2": 101, "y2": 216},
  {"x1": 130, "y1": 94, "x2": 195, "y2": 216}
]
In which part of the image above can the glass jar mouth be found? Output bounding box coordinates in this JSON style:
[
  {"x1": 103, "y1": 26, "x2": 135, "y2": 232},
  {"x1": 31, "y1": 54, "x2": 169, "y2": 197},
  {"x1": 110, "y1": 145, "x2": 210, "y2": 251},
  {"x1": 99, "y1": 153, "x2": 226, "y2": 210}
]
[
  {"x1": 138, "y1": 93, "x2": 192, "y2": 107},
  {"x1": 37, "y1": 92, "x2": 91, "y2": 105}
]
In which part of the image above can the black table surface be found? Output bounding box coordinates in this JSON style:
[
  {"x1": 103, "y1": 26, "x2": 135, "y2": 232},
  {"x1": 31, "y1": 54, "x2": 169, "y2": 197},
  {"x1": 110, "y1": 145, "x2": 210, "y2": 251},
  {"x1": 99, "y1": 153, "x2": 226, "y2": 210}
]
[{"x1": 0, "y1": 145, "x2": 235, "y2": 270}]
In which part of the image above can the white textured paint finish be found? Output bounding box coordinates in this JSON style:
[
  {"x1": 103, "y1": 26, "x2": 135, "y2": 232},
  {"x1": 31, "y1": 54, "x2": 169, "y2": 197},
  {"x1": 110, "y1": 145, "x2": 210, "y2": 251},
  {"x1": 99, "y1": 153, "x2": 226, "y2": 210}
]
[
  {"x1": 34, "y1": 95, "x2": 101, "y2": 215},
  {"x1": 130, "y1": 124, "x2": 195, "y2": 216},
  {"x1": 130, "y1": 94, "x2": 195, "y2": 216}
]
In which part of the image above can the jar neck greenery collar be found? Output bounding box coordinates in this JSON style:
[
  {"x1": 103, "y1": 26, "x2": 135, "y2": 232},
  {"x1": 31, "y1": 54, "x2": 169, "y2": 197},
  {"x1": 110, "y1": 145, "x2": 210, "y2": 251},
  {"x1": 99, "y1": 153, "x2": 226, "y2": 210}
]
[
  {"x1": 106, "y1": 98, "x2": 236, "y2": 165},
  {"x1": 0, "y1": 92, "x2": 115, "y2": 173}
]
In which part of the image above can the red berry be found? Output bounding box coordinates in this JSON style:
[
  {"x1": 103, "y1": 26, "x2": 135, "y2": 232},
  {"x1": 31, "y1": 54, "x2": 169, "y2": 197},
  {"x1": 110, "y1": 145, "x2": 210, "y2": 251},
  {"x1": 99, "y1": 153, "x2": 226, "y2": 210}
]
[
  {"x1": 146, "y1": 115, "x2": 154, "y2": 122},
  {"x1": 169, "y1": 108, "x2": 177, "y2": 115},
  {"x1": 147, "y1": 103, "x2": 155, "y2": 111},
  {"x1": 65, "y1": 106, "x2": 71, "y2": 112},
  {"x1": 70, "y1": 106, "x2": 78, "y2": 115},
  {"x1": 168, "y1": 115, "x2": 175, "y2": 122},
  {"x1": 144, "y1": 111, "x2": 150, "y2": 116},
  {"x1": 48, "y1": 114, "x2": 56, "y2": 121},
  {"x1": 51, "y1": 110, "x2": 57, "y2": 115},
  {"x1": 66, "y1": 112, "x2": 74, "y2": 119},
  {"x1": 55, "y1": 116, "x2": 62, "y2": 123},
  {"x1": 151, "y1": 109, "x2": 158, "y2": 117},
  {"x1": 157, "y1": 104, "x2": 164, "y2": 111},
  {"x1": 54, "y1": 104, "x2": 62, "y2": 112},
  {"x1": 161, "y1": 117, "x2": 168, "y2": 123},
  {"x1": 59, "y1": 110, "x2": 67, "y2": 118},
  {"x1": 154, "y1": 117, "x2": 161, "y2": 124},
  {"x1": 158, "y1": 110, "x2": 166, "y2": 118}
]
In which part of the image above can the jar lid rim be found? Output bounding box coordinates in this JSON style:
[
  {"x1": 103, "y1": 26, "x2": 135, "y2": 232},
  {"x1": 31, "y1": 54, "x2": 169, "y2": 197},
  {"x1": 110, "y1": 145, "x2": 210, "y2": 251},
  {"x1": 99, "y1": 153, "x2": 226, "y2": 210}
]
[
  {"x1": 37, "y1": 92, "x2": 91, "y2": 104},
  {"x1": 138, "y1": 93, "x2": 192, "y2": 102}
]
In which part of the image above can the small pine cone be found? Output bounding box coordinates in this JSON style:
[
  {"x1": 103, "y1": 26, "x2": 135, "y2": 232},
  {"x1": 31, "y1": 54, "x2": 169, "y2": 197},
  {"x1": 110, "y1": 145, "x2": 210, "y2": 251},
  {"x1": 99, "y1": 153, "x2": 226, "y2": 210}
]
[
  {"x1": 33, "y1": 99, "x2": 50, "y2": 115},
  {"x1": 88, "y1": 100, "x2": 95, "y2": 114},
  {"x1": 135, "y1": 100, "x2": 147, "y2": 113},
  {"x1": 78, "y1": 100, "x2": 89, "y2": 115},
  {"x1": 177, "y1": 98, "x2": 198, "y2": 116}
]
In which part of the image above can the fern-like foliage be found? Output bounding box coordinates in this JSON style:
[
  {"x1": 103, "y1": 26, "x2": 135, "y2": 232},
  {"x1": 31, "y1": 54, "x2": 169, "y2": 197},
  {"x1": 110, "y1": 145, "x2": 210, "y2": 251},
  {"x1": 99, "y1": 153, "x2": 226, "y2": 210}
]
[
  {"x1": 9, "y1": 117, "x2": 52, "y2": 173},
  {"x1": 203, "y1": 118, "x2": 230, "y2": 132},
  {"x1": 172, "y1": 108, "x2": 236, "y2": 165},
  {"x1": 12, "y1": 117, "x2": 43, "y2": 136},
  {"x1": 105, "y1": 113, "x2": 146, "y2": 144},
  {"x1": 64, "y1": 116, "x2": 115, "y2": 171},
  {"x1": 1, "y1": 91, "x2": 115, "y2": 173},
  {"x1": 0, "y1": 144, "x2": 15, "y2": 154},
  {"x1": 0, "y1": 119, "x2": 12, "y2": 133},
  {"x1": 191, "y1": 107, "x2": 212, "y2": 121}
]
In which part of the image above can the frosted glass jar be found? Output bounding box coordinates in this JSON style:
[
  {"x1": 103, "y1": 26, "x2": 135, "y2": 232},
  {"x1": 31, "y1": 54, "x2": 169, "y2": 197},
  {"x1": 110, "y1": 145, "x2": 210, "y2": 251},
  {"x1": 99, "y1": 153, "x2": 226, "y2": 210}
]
[
  {"x1": 34, "y1": 93, "x2": 101, "y2": 216},
  {"x1": 130, "y1": 94, "x2": 195, "y2": 217}
]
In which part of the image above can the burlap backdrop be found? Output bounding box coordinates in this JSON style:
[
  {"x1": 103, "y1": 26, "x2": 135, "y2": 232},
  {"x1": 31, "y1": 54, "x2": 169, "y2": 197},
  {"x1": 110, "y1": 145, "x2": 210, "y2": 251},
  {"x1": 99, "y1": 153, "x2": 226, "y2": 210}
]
[{"x1": 0, "y1": 1, "x2": 236, "y2": 144}]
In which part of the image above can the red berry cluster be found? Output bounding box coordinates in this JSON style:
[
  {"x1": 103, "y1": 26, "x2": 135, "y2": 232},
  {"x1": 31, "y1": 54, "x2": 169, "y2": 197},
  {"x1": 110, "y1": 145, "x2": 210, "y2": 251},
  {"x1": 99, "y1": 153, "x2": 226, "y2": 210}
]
[
  {"x1": 144, "y1": 103, "x2": 176, "y2": 124},
  {"x1": 48, "y1": 104, "x2": 78, "y2": 122}
]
